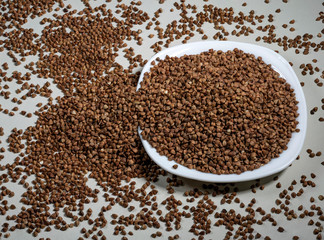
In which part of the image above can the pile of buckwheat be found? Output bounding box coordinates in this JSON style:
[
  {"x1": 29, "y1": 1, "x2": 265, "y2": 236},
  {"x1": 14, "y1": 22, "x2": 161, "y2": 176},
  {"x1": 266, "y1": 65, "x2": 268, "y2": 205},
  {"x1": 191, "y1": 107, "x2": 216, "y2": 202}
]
[
  {"x1": 0, "y1": 0, "x2": 323, "y2": 240},
  {"x1": 137, "y1": 49, "x2": 299, "y2": 174}
]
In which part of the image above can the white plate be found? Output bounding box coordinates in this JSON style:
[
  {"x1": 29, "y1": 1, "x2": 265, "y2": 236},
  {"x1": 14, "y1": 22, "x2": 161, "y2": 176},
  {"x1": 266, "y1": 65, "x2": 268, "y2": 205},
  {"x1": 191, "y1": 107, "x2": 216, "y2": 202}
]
[{"x1": 137, "y1": 41, "x2": 307, "y2": 182}]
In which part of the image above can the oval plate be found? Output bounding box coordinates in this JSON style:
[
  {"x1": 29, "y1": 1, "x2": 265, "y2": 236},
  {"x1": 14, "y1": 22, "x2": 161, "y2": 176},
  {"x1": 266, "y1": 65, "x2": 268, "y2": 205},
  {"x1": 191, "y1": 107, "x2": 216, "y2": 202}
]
[{"x1": 137, "y1": 41, "x2": 307, "y2": 183}]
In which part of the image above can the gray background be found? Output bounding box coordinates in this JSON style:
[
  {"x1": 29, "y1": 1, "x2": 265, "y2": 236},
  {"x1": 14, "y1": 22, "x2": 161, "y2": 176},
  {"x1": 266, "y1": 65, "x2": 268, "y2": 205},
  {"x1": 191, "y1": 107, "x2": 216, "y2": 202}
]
[{"x1": 0, "y1": 0, "x2": 323, "y2": 239}]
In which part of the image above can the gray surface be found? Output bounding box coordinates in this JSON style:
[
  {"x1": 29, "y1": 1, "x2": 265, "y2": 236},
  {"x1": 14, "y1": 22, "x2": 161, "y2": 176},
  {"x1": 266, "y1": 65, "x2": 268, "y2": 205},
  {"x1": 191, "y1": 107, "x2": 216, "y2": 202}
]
[{"x1": 0, "y1": 0, "x2": 323, "y2": 239}]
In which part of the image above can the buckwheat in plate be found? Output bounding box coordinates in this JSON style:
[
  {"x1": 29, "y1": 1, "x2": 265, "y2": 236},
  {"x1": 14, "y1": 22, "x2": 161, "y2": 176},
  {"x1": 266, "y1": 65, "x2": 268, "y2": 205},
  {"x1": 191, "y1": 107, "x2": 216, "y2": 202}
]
[{"x1": 137, "y1": 41, "x2": 307, "y2": 182}]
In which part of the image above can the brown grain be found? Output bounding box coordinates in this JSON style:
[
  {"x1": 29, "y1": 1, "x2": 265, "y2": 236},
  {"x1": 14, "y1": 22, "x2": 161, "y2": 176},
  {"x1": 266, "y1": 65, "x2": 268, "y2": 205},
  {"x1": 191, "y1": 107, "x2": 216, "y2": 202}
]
[{"x1": 137, "y1": 49, "x2": 299, "y2": 174}]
